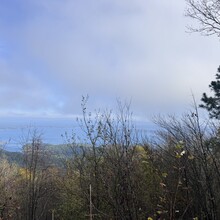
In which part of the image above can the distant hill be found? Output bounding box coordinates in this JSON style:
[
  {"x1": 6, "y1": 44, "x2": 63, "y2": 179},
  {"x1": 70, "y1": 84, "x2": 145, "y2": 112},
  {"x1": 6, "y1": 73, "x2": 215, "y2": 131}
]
[
  {"x1": 0, "y1": 149, "x2": 24, "y2": 166},
  {"x1": 0, "y1": 143, "x2": 87, "y2": 167}
]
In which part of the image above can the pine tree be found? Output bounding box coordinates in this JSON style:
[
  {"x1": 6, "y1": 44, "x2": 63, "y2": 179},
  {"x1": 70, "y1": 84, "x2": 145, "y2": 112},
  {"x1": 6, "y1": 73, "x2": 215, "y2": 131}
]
[{"x1": 200, "y1": 66, "x2": 220, "y2": 119}]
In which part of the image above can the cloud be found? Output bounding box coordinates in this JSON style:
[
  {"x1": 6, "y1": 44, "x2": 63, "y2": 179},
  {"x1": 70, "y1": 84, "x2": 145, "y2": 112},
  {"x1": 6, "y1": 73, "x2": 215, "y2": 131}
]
[
  {"x1": 0, "y1": 57, "x2": 65, "y2": 116},
  {"x1": 0, "y1": 0, "x2": 220, "y2": 117}
]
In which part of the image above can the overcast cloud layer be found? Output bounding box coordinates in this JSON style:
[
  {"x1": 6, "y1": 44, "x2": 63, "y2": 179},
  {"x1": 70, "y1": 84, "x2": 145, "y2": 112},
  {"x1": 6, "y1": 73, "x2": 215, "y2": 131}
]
[{"x1": 0, "y1": 0, "x2": 220, "y2": 118}]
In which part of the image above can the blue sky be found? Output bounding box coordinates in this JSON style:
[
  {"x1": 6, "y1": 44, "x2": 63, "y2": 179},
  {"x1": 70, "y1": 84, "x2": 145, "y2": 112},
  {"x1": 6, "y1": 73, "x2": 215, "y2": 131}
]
[{"x1": 0, "y1": 0, "x2": 220, "y2": 119}]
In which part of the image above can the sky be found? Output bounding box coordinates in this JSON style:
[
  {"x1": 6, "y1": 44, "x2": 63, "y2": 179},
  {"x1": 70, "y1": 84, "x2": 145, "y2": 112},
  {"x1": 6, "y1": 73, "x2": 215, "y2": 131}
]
[{"x1": 0, "y1": 0, "x2": 220, "y2": 119}]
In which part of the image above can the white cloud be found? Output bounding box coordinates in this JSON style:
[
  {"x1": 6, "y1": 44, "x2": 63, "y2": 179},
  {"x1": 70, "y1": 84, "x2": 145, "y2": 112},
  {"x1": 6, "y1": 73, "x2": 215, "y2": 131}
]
[
  {"x1": 0, "y1": 0, "x2": 220, "y2": 117},
  {"x1": 0, "y1": 57, "x2": 65, "y2": 115}
]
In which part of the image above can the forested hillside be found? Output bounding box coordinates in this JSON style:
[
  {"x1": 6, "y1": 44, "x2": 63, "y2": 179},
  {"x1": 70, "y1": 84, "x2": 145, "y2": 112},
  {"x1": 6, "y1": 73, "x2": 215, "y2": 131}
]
[{"x1": 1, "y1": 100, "x2": 220, "y2": 220}]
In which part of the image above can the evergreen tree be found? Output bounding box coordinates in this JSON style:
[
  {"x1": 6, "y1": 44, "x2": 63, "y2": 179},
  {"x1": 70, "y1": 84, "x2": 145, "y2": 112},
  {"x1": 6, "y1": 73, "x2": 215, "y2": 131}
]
[{"x1": 200, "y1": 66, "x2": 220, "y2": 119}]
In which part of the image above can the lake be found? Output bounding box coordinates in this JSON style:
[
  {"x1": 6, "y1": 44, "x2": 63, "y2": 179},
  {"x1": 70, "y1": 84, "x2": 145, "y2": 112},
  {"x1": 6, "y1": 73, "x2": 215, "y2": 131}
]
[{"x1": 0, "y1": 116, "x2": 156, "y2": 151}]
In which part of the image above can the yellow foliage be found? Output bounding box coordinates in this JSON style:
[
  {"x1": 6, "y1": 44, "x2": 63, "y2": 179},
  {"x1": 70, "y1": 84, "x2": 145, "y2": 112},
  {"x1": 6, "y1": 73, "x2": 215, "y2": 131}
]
[
  {"x1": 162, "y1": 172, "x2": 168, "y2": 178},
  {"x1": 188, "y1": 155, "x2": 194, "y2": 160},
  {"x1": 175, "y1": 144, "x2": 183, "y2": 150},
  {"x1": 135, "y1": 145, "x2": 148, "y2": 159},
  {"x1": 175, "y1": 153, "x2": 181, "y2": 159},
  {"x1": 135, "y1": 145, "x2": 145, "y2": 152},
  {"x1": 19, "y1": 168, "x2": 30, "y2": 179}
]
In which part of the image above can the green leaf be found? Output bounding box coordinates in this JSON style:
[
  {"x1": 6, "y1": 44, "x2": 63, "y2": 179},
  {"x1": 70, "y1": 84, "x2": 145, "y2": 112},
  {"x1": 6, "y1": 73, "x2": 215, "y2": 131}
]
[{"x1": 162, "y1": 172, "x2": 168, "y2": 178}]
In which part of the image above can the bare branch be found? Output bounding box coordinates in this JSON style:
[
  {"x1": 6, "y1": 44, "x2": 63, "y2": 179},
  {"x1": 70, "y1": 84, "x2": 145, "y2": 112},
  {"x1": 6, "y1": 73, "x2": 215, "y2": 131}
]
[{"x1": 185, "y1": 0, "x2": 220, "y2": 37}]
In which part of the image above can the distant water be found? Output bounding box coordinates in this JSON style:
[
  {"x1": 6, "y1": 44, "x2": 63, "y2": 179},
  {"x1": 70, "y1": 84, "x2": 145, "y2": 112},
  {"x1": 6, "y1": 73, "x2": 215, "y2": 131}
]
[
  {"x1": 0, "y1": 117, "x2": 80, "y2": 151},
  {"x1": 0, "y1": 116, "x2": 156, "y2": 152}
]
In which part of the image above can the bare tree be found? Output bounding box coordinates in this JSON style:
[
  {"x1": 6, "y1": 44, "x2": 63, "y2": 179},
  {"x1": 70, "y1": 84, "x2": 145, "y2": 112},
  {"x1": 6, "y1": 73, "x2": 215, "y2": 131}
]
[
  {"x1": 20, "y1": 130, "x2": 58, "y2": 220},
  {"x1": 153, "y1": 103, "x2": 220, "y2": 219},
  {"x1": 185, "y1": 0, "x2": 220, "y2": 37},
  {"x1": 61, "y1": 98, "x2": 161, "y2": 219}
]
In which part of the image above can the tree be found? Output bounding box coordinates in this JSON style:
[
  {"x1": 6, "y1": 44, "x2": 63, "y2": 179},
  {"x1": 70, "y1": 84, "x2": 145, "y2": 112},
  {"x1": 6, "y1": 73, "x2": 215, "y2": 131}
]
[
  {"x1": 200, "y1": 66, "x2": 220, "y2": 119},
  {"x1": 0, "y1": 158, "x2": 20, "y2": 220},
  {"x1": 20, "y1": 130, "x2": 59, "y2": 220},
  {"x1": 153, "y1": 104, "x2": 220, "y2": 219},
  {"x1": 185, "y1": 0, "x2": 220, "y2": 37},
  {"x1": 185, "y1": 1, "x2": 220, "y2": 118},
  {"x1": 60, "y1": 98, "x2": 161, "y2": 219}
]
